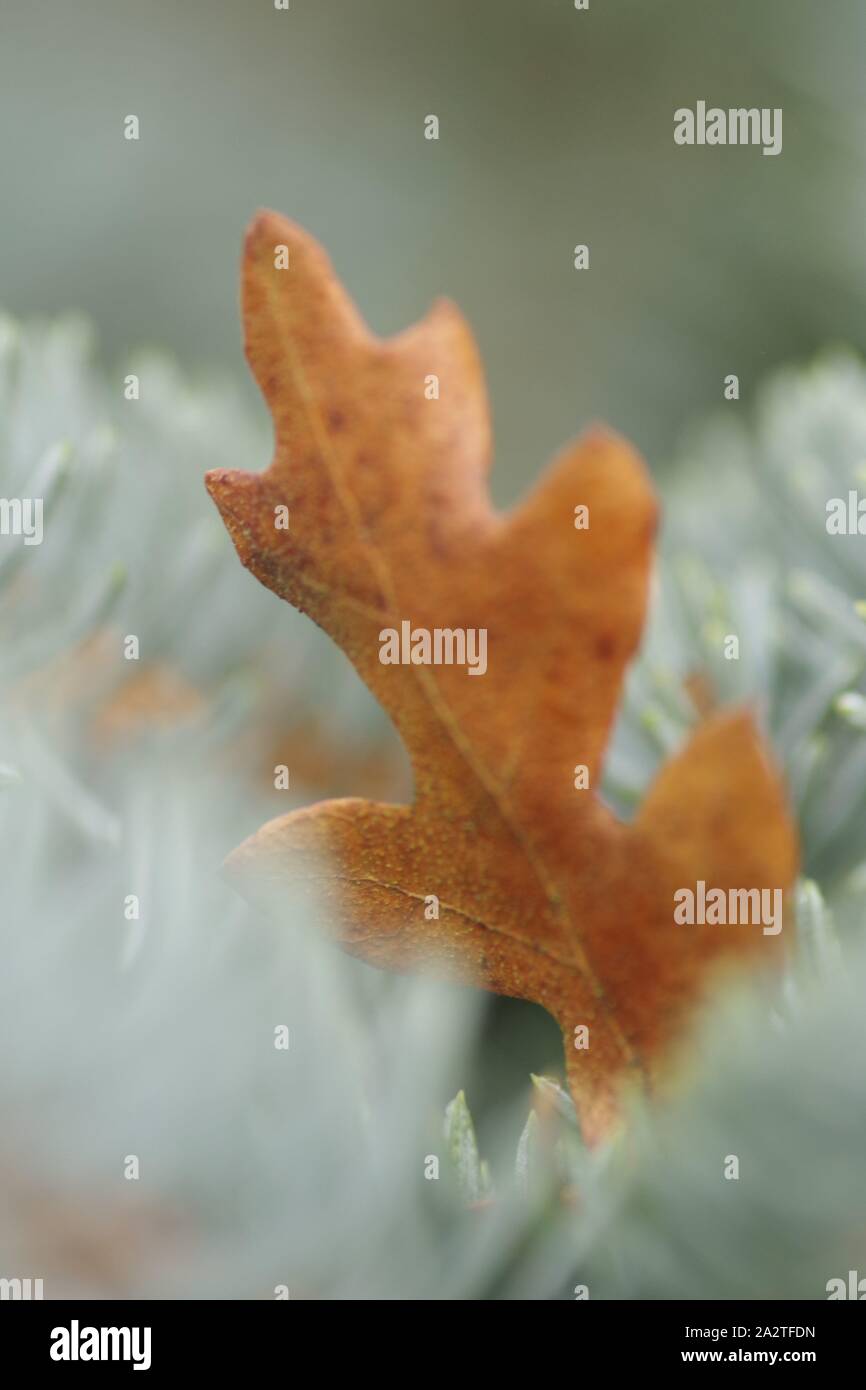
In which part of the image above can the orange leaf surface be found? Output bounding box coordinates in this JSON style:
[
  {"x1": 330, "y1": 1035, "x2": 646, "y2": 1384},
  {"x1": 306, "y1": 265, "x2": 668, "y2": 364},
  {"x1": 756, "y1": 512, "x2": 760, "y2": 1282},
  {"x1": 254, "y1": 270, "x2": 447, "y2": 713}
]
[{"x1": 206, "y1": 211, "x2": 799, "y2": 1141}]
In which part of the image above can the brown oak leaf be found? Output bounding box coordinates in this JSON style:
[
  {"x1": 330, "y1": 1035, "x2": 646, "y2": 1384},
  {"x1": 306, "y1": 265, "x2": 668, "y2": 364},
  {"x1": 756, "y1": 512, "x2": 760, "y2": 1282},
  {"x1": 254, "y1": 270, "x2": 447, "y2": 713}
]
[{"x1": 206, "y1": 211, "x2": 798, "y2": 1141}]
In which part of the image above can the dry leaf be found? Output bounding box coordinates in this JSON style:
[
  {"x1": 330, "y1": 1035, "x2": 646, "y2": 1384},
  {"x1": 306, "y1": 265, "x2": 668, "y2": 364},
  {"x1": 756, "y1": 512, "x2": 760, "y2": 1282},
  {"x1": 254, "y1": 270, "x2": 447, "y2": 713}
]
[
  {"x1": 93, "y1": 663, "x2": 206, "y2": 744},
  {"x1": 206, "y1": 211, "x2": 798, "y2": 1140}
]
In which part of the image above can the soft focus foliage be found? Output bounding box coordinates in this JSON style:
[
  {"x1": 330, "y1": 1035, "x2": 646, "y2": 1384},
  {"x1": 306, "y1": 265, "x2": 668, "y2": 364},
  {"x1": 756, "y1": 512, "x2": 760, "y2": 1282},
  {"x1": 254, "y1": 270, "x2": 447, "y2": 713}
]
[
  {"x1": 609, "y1": 353, "x2": 866, "y2": 917},
  {"x1": 3, "y1": 0, "x2": 866, "y2": 475}
]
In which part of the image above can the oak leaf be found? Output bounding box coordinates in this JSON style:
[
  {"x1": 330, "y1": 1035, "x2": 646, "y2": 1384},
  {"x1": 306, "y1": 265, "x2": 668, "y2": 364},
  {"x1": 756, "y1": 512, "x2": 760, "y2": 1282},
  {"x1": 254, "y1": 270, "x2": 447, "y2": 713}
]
[{"x1": 206, "y1": 211, "x2": 798, "y2": 1141}]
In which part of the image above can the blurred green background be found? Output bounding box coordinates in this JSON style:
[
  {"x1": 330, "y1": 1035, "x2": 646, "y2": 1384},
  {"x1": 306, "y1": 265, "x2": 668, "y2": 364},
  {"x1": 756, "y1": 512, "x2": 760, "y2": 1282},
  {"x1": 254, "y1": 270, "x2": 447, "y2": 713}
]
[
  {"x1": 4, "y1": 1, "x2": 866, "y2": 1298},
  {"x1": 2, "y1": 0, "x2": 865, "y2": 494}
]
